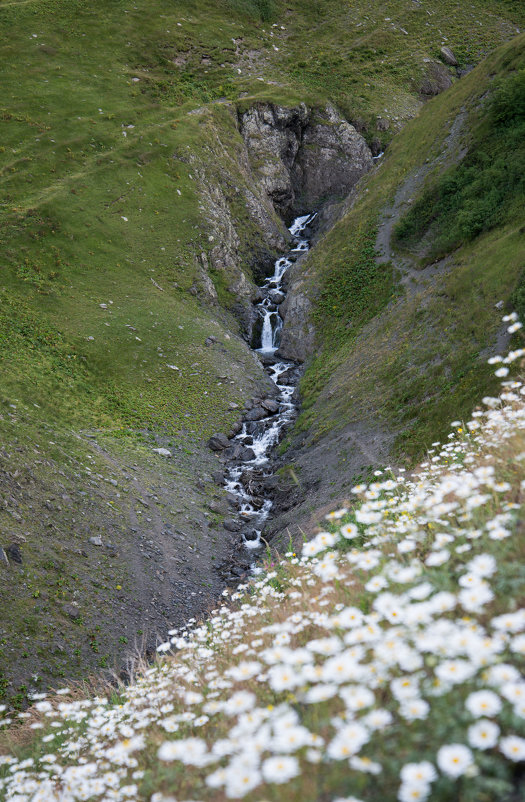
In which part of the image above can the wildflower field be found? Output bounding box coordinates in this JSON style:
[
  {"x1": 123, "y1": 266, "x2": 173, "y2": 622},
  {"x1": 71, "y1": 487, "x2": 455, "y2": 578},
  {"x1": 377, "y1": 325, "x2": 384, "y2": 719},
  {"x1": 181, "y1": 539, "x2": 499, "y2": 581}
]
[{"x1": 1, "y1": 316, "x2": 525, "y2": 801}]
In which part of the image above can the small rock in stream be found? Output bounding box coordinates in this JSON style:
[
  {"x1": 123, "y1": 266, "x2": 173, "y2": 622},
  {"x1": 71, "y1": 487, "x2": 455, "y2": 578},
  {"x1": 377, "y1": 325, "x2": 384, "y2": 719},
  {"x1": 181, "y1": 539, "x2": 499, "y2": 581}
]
[
  {"x1": 244, "y1": 406, "x2": 269, "y2": 422},
  {"x1": 261, "y1": 398, "x2": 279, "y2": 413}
]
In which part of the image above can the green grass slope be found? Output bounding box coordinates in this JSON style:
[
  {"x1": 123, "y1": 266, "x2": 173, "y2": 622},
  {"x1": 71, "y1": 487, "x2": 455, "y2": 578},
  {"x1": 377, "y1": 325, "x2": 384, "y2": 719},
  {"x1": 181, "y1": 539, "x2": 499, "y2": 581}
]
[{"x1": 301, "y1": 34, "x2": 525, "y2": 452}]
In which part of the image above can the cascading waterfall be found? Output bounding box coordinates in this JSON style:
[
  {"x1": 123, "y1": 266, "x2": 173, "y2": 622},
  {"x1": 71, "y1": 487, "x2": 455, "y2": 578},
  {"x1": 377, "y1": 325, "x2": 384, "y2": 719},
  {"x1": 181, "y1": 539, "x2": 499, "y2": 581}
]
[{"x1": 223, "y1": 213, "x2": 316, "y2": 553}]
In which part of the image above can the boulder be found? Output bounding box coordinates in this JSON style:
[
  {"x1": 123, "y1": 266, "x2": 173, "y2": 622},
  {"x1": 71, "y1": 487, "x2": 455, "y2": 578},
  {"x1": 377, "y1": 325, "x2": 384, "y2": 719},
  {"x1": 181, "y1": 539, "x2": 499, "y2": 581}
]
[
  {"x1": 261, "y1": 398, "x2": 279, "y2": 413},
  {"x1": 440, "y1": 46, "x2": 458, "y2": 66},
  {"x1": 244, "y1": 406, "x2": 269, "y2": 422},
  {"x1": 228, "y1": 422, "x2": 242, "y2": 438},
  {"x1": 152, "y1": 447, "x2": 171, "y2": 457},
  {"x1": 6, "y1": 543, "x2": 22, "y2": 563},
  {"x1": 208, "y1": 433, "x2": 231, "y2": 451},
  {"x1": 223, "y1": 519, "x2": 242, "y2": 532},
  {"x1": 420, "y1": 62, "x2": 453, "y2": 97},
  {"x1": 269, "y1": 289, "x2": 285, "y2": 305},
  {"x1": 222, "y1": 444, "x2": 256, "y2": 462},
  {"x1": 62, "y1": 603, "x2": 81, "y2": 620}
]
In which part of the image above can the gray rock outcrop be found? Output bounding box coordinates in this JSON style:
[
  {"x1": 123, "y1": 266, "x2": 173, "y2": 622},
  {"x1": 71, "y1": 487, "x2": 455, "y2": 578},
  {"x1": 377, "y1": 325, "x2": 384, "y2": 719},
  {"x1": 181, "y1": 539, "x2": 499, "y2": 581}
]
[
  {"x1": 193, "y1": 102, "x2": 373, "y2": 339},
  {"x1": 276, "y1": 264, "x2": 316, "y2": 362},
  {"x1": 291, "y1": 105, "x2": 374, "y2": 211},
  {"x1": 420, "y1": 62, "x2": 453, "y2": 97},
  {"x1": 239, "y1": 102, "x2": 373, "y2": 221},
  {"x1": 440, "y1": 46, "x2": 458, "y2": 66}
]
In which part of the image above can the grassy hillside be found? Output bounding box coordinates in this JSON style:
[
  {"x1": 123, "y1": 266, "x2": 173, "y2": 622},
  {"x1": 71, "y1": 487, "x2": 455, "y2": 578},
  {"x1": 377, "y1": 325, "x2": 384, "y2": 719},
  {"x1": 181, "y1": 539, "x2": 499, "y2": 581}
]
[
  {"x1": 0, "y1": 0, "x2": 523, "y2": 707},
  {"x1": 295, "y1": 34, "x2": 525, "y2": 462}
]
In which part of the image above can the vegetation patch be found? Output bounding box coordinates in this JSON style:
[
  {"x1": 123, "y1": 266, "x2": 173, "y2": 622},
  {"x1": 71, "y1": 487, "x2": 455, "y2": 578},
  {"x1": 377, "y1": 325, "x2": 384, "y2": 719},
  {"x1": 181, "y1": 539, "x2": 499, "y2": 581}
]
[{"x1": 393, "y1": 68, "x2": 525, "y2": 262}]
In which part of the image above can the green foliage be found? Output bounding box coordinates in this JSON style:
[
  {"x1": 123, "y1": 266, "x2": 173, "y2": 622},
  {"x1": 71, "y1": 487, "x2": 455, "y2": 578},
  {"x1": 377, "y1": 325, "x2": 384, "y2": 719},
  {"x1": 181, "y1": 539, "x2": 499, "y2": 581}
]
[
  {"x1": 314, "y1": 224, "x2": 393, "y2": 342},
  {"x1": 229, "y1": 0, "x2": 276, "y2": 21},
  {"x1": 298, "y1": 35, "x2": 525, "y2": 468},
  {"x1": 511, "y1": 270, "x2": 525, "y2": 323},
  {"x1": 393, "y1": 69, "x2": 525, "y2": 260}
]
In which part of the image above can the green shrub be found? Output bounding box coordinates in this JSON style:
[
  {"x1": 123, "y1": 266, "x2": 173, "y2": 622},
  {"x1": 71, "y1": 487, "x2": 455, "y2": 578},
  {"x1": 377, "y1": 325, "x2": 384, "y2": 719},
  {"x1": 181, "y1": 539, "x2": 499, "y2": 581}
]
[
  {"x1": 393, "y1": 69, "x2": 525, "y2": 259},
  {"x1": 228, "y1": 0, "x2": 276, "y2": 21}
]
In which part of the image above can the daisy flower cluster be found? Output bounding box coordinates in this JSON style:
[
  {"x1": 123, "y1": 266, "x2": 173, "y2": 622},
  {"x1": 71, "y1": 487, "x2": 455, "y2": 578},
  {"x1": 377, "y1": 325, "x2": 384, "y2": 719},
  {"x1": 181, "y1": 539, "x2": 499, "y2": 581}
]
[{"x1": 0, "y1": 322, "x2": 524, "y2": 802}]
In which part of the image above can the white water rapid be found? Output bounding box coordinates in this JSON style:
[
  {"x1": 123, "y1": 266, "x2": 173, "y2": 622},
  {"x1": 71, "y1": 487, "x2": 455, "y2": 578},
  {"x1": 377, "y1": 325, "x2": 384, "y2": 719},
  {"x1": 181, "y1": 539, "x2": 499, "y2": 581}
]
[{"x1": 223, "y1": 213, "x2": 316, "y2": 553}]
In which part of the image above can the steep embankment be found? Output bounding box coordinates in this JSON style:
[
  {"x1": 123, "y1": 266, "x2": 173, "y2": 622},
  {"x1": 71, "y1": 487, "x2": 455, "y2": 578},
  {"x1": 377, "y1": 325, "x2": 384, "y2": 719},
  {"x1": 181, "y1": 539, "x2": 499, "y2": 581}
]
[
  {"x1": 269, "y1": 34, "x2": 525, "y2": 543},
  {"x1": 0, "y1": 0, "x2": 523, "y2": 706}
]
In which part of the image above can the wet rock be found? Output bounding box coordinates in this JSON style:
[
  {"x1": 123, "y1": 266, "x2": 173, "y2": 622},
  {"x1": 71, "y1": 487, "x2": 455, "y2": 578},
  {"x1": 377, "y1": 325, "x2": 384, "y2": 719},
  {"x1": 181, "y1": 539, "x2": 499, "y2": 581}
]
[
  {"x1": 269, "y1": 289, "x2": 285, "y2": 304},
  {"x1": 244, "y1": 406, "x2": 269, "y2": 422},
  {"x1": 239, "y1": 446, "x2": 256, "y2": 462},
  {"x1": 261, "y1": 398, "x2": 279, "y2": 414},
  {"x1": 440, "y1": 46, "x2": 458, "y2": 66},
  {"x1": 222, "y1": 444, "x2": 256, "y2": 462},
  {"x1": 212, "y1": 470, "x2": 225, "y2": 484},
  {"x1": 6, "y1": 543, "x2": 22, "y2": 563},
  {"x1": 208, "y1": 433, "x2": 231, "y2": 451},
  {"x1": 243, "y1": 530, "x2": 259, "y2": 542}
]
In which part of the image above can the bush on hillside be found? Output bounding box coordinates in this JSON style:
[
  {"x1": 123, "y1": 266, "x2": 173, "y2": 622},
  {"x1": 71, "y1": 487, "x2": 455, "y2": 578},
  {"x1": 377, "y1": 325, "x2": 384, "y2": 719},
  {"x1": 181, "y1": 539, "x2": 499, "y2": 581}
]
[{"x1": 393, "y1": 69, "x2": 525, "y2": 259}]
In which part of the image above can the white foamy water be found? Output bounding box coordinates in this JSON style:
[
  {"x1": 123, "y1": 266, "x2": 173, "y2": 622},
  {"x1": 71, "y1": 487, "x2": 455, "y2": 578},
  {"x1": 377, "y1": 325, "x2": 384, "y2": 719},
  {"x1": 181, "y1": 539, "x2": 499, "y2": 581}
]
[{"x1": 222, "y1": 214, "x2": 315, "y2": 550}]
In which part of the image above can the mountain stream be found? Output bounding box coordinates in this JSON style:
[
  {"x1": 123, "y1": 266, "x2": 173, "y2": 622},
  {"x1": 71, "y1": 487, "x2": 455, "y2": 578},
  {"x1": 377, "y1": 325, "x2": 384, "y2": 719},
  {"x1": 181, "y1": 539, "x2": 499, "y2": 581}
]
[{"x1": 223, "y1": 213, "x2": 315, "y2": 555}]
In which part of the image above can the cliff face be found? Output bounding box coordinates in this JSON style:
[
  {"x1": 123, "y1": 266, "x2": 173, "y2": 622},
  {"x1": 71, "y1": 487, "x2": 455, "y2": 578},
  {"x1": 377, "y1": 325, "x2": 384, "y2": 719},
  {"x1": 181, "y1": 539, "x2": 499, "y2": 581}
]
[
  {"x1": 238, "y1": 102, "x2": 373, "y2": 222},
  {"x1": 192, "y1": 102, "x2": 373, "y2": 338}
]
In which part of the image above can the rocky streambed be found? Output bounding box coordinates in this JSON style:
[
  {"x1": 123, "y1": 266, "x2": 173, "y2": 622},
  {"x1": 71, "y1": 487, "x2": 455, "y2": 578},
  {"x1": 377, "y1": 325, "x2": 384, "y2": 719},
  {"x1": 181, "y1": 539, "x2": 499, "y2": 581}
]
[{"x1": 208, "y1": 213, "x2": 315, "y2": 565}]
